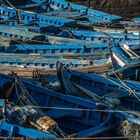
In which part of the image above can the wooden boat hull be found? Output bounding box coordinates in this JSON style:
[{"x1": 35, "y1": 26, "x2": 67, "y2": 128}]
[
  {"x1": 0, "y1": 119, "x2": 57, "y2": 138},
  {"x1": 0, "y1": 74, "x2": 111, "y2": 137},
  {"x1": 109, "y1": 43, "x2": 140, "y2": 80},
  {"x1": 0, "y1": 63, "x2": 111, "y2": 77},
  {"x1": 0, "y1": 74, "x2": 140, "y2": 138},
  {"x1": 56, "y1": 62, "x2": 140, "y2": 111}
]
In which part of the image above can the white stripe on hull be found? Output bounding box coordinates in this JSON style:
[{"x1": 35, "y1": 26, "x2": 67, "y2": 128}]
[{"x1": 112, "y1": 52, "x2": 125, "y2": 67}]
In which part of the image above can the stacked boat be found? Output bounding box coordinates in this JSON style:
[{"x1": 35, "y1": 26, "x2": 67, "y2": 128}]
[{"x1": 0, "y1": 0, "x2": 140, "y2": 139}]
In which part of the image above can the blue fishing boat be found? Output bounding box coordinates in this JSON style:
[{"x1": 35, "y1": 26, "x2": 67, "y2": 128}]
[
  {"x1": 56, "y1": 64, "x2": 140, "y2": 138},
  {"x1": 108, "y1": 43, "x2": 140, "y2": 80},
  {"x1": 0, "y1": 5, "x2": 96, "y2": 28},
  {"x1": 0, "y1": 6, "x2": 137, "y2": 42},
  {"x1": 56, "y1": 28, "x2": 139, "y2": 42},
  {"x1": 69, "y1": 30, "x2": 139, "y2": 41},
  {"x1": 0, "y1": 75, "x2": 67, "y2": 139},
  {"x1": 56, "y1": 62, "x2": 140, "y2": 111},
  {"x1": 1, "y1": 73, "x2": 140, "y2": 138},
  {"x1": 4, "y1": 43, "x2": 110, "y2": 57},
  {"x1": 0, "y1": 6, "x2": 81, "y2": 28},
  {"x1": 5, "y1": 0, "x2": 51, "y2": 12},
  {"x1": 0, "y1": 25, "x2": 105, "y2": 45},
  {"x1": 0, "y1": 119, "x2": 57, "y2": 138},
  {"x1": 48, "y1": 0, "x2": 121, "y2": 22},
  {"x1": 0, "y1": 54, "x2": 101, "y2": 69},
  {"x1": 0, "y1": 73, "x2": 112, "y2": 138},
  {"x1": 0, "y1": 0, "x2": 140, "y2": 139},
  {"x1": 4, "y1": 40, "x2": 140, "y2": 55},
  {"x1": 5, "y1": 44, "x2": 107, "y2": 54},
  {"x1": 4, "y1": 0, "x2": 122, "y2": 24}
]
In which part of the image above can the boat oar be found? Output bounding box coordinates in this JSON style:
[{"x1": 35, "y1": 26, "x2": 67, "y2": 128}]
[
  {"x1": 72, "y1": 82, "x2": 121, "y2": 107},
  {"x1": 72, "y1": 82, "x2": 103, "y2": 101}
]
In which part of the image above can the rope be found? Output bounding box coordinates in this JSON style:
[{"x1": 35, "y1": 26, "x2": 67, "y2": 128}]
[
  {"x1": 121, "y1": 46, "x2": 140, "y2": 59},
  {"x1": 14, "y1": 78, "x2": 67, "y2": 138},
  {"x1": 111, "y1": 70, "x2": 140, "y2": 102},
  {"x1": 102, "y1": 75, "x2": 133, "y2": 96},
  {"x1": 59, "y1": 27, "x2": 76, "y2": 39},
  {"x1": 5, "y1": 0, "x2": 22, "y2": 23},
  {"x1": 10, "y1": 105, "x2": 140, "y2": 114},
  {"x1": 108, "y1": 45, "x2": 140, "y2": 102}
]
